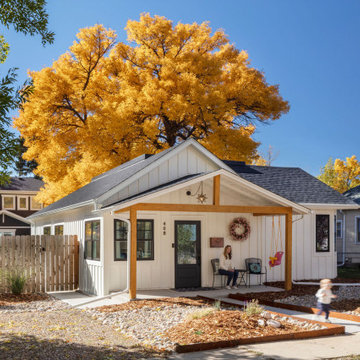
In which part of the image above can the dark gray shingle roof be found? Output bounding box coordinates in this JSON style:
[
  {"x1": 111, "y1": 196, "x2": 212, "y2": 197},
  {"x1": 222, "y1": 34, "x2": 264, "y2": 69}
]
[
  {"x1": 31, "y1": 147, "x2": 175, "y2": 217},
  {"x1": 343, "y1": 185, "x2": 360, "y2": 204},
  {"x1": 0, "y1": 177, "x2": 43, "y2": 191},
  {"x1": 223, "y1": 161, "x2": 356, "y2": 205}
]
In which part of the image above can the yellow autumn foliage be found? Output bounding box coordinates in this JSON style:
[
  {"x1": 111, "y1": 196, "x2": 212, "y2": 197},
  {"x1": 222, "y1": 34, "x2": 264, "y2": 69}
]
[
  {"x1": 14, "y1": 14, "x2": 289, "y2": 205},
  {"x1": 318, "y1": 156, "x2": 360, "y2": 193}
]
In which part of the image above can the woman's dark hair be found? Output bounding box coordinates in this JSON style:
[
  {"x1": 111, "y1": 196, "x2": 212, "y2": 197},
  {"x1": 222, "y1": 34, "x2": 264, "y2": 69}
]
[{"x1": 223, "y1": 245, "x2": 232, "y2": 260}]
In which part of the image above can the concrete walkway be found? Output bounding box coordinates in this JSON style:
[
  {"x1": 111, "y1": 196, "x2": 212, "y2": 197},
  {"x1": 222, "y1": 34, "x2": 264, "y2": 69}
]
[{"x1": 50, "y1": 285, "x2": 283, "y2": 308}]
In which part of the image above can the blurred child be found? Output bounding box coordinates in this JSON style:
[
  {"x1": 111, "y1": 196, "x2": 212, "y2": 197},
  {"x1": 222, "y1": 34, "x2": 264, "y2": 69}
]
[{"x1": 315, "y1": 279, "x2": 337, "y2": 322}]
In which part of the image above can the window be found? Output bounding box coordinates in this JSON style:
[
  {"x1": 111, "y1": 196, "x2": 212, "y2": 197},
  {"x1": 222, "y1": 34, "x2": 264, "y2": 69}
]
[
  {"x1": 30, "y1": 197, "x2": 42, "y2": 210},
  {"x1": 43, "y1": 226, "x2": 51, "y2": 235},
  {"x1": 17, "y1": 196, "x2": 28, "y2": 210},
  {"x1": 2, "y1": 196, "x2": 15, "y2": 210},
  {"x1": 114, "y1": 219, "x2": 128, "y2": 260},
  {"x1": 85, "y1": 220, "x2": 100, "y2": 261},
  {"x1": 356, "y1": 217, "x2": 360, "y2": 243},
  {"x1": 336, "y1": 220, "x2": 343, "y2": 238},
  {"x1": 54, "y1": 225, "x2": 64, "y2": 235},
  {"x1": 316, "y1": 214, "x2": 330, "y2": 252},
  {"x1": 114, "y1": 219, "x2": 154, "y2": 261}
]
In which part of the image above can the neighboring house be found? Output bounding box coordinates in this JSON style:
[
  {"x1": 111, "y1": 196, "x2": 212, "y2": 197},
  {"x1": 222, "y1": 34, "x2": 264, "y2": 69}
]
[
  {"x1": 336, "y1": 185, "x2": 360, "y2": 265},
  {"x1": 0, "y1": 177, "x2": 43, "y2": 237},
  {"x1": 28, "y1": 139, "x2": 358, "y2": 296}
]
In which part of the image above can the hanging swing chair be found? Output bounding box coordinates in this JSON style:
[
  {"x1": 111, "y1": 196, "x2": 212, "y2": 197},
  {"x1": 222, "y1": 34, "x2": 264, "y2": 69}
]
[{"x1": 268, "y1": 216, "x2": 284, "y2": 268}]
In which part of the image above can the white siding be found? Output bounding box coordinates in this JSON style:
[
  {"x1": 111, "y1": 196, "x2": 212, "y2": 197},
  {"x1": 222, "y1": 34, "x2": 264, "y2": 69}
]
[
  {"x1": 102, "y1": 146, "x2": 219, "y2": 207},
  {"x1": 103, "y1": 209, "x2": 337, "y2": 292},
  {"x1": 31, "y1": 205, "x2": 105, "y2": 296}
]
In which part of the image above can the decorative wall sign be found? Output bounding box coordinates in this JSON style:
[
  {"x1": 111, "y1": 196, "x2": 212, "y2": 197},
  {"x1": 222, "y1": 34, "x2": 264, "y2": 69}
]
[
  {"x1": 229, "y1": 217, "x2": 251, "y2": 241},
  {"x1": 210, "y1": 237, "x2": 224, "y2": 248}
]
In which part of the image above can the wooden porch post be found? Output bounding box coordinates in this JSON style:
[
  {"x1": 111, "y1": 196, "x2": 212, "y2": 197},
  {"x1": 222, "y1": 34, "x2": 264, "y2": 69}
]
[
  {"x1": 213, "y1": 175, "x2": 220, "y2": 206},
  {"x1": 129, "y1": 207, "x2": 137, "y2": 300},
  {"x1": 285, "y1": 211, "x2": 293, "y2": 291}
]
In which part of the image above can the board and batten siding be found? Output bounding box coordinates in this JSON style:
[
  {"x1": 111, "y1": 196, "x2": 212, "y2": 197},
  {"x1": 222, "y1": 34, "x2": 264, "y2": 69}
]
[
  {"x1": 31, "y1": 205, "x2": 105, "y2": 296},
  {"x1": 104, "y1": 209, "x2": 337, "y2": 292},
  {"x1": 102, "y1": 146, "x2": 220, "y2": 208}
]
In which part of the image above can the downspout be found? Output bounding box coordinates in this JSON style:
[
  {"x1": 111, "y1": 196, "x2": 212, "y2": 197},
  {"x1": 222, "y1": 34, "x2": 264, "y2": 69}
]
[
  {"x1": 74, "y1": 216, "x2": 131, "y2": 307},
  {"x1": 337, "y1": 210, "x2": 346, "y2": 267}
]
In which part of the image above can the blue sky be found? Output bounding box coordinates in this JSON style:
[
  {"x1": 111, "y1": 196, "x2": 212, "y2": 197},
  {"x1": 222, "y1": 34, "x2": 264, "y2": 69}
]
[{"x1": 2, "y1": 0, "x2": 360, "y2": 175}]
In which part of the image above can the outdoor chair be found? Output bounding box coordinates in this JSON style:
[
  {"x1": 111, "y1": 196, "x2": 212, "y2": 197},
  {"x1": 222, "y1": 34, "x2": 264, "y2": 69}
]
[
  {"x1": 211, "y1": 258, "x2": 226, "y2": 288},
  {"x1": 245, "y1": 257, "x2": 267, "y2": 287}
]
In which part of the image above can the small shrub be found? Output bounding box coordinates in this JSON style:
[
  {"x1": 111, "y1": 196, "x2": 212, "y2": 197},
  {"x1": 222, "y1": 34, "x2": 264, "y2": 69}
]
[
  {"x1": 244, "y1": 299, "x2": 264, "y2": 316},
  {"x1": 187, "y1": 307, "x2": 215, "y2": 321},
  {"x1": 6, "y1": 268, "x2": 27, "y2": 295},
  {"x1": 213, "y1": 300, "x2": 221, "y2": 310}
]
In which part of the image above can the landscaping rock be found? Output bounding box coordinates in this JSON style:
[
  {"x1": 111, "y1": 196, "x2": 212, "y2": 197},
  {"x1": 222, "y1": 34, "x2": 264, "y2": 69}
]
[{"x1": 267, "y1": 319, "x2": 281, "y2": 328}]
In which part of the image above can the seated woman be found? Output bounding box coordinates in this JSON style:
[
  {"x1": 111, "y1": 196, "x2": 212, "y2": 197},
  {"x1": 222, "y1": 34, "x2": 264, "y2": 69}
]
[{"x1": 219, "y1": 245, "x2": 239, "y2": 289}]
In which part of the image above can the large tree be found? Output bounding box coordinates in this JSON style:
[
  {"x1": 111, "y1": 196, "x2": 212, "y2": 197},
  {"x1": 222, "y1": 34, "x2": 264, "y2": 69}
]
[
  {"x1": 15, "y1": 14, "x2": 289, "y2": 205},
  {"x1": 0, "y1": 0, "x2": 53, "y2": 183},
  {"x1": 318, "y1": 156, "x2": 360, "y2": 193}
]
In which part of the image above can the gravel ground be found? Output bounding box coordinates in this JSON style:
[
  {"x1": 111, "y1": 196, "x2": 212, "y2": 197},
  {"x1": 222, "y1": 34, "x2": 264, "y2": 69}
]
[
  {"x1": 0, "y1": 295, "x2": 164, "y2": 360},
  {"x1": 87, "y1": 301, "x2": 325, "y2": 351},
  {"x1": 276, "y1": 286, "x2": 360, "y2": 314}
]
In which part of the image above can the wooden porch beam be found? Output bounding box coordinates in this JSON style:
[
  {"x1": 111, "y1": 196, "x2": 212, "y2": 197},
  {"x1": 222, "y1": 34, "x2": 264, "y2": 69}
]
[
  {"x1": 252, "y1": 213, "x2": 287, "y2": 217},
  {"x1": 116, "y1": 203, "x2": 292, "y2": 214},
  {"x1": 129, "y1": 207, "x2": 137, "y2": 300},
  {"x1": 285, "y1": 212, "x2": 293, "y2": 291},
  {"x1": 213, "y1": 175, "x2": 220, "y2": 206}
]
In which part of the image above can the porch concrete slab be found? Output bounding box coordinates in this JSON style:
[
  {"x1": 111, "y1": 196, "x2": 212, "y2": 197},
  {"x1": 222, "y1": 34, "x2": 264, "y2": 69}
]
[
  {"x1": 50, "y1": 285, "x2": 283, "y2": 308},
  {"x1": 170, "y1": 333, "x2": 360, "y2": 359}
]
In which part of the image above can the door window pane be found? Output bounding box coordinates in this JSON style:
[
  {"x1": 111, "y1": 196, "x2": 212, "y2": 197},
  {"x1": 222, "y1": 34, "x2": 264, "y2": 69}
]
[{"x1": 176, "y1": 224, "x2": 197, "y2": 264}]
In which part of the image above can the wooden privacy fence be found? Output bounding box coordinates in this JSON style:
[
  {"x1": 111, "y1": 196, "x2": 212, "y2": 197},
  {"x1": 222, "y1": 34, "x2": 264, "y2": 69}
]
[{"x1": 0, "y1": 235, "x2": 79, "y2": 293}]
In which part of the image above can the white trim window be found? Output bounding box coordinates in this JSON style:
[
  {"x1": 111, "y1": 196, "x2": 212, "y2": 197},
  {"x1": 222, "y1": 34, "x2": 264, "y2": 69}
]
[
  {"x1": 356, "y1": 217, "x2": 360, "y2": 244},
  {"x1": 54, "y1": 224, "x2": 64, "y2": 235},
  {"x1": 336, "y1": 220, "x2": 343, "y2": 238},
  {"x1": 2, "y1": 195, "x2": 15, "y2": 210},
  {"x1": 30, "y1": 196, "x2": 42, "y2": 210},
  {"x1": 43, "y1": 226, "x2": 51, "y2": 235},
  {"x1": 85, "y1": 219, "x2": 100, "y2": 261},
  {"x1": 17, "y1": 196, "x2": 28, "y2": 210}
]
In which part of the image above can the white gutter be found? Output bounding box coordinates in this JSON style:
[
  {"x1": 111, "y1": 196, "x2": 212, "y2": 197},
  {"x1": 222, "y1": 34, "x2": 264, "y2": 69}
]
[
  {"x1": 28, "y1": 200, "x2": 96, "y2": 220},
  {"x1": 73, "y1": 217, "x2": 131, "y2": 307}
]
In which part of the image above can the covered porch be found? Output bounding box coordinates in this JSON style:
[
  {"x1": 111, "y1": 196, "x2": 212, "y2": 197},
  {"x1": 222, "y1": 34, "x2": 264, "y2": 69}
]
[{"x1": 109, "y1": 170, "x2": 309, "y2": 300}]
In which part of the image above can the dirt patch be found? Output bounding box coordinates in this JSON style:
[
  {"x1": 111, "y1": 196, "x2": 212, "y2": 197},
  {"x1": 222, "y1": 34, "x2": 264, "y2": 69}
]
[
  {"x1": 0, "y1": 292, "x2": 49, "y2": 305},
  {"x1": 166, "y1": 310, "x2": 303, "y2": 345}
]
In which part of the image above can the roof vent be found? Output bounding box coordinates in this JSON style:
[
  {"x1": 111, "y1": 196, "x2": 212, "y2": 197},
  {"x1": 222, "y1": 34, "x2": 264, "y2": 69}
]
[{"x1": 238, "y1": 161, "x2": 246, "y2": 166}]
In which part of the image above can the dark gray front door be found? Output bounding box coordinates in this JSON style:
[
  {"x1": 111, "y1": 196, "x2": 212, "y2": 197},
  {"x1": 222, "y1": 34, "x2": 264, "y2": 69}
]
[{"x1": 175, "y1": 221, "x2": 201, "y2": 288}]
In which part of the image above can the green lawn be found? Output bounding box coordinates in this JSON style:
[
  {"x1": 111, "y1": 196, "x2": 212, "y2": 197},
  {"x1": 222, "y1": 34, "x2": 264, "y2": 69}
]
[{"x1": 337, "y1": 266, "x2": 360, "y2": 279}]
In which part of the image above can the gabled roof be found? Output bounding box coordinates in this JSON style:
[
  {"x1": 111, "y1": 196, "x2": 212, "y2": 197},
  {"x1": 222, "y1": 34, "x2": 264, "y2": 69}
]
[
  {"x1": 0, "y1": 177, "x2": 43, "y2": 191},
  {"x1": 343, "y1": 185, "x2": 360, "y2": 205},
  {"x1": 29, "y1": 139, "x2": 357, "y2": 219},
  {"x1": 223, "y1": 161, "x2": 356, "y2": 205},
  {"x1": 30, "y1": 139, "x2": 231, "y2": 218}
]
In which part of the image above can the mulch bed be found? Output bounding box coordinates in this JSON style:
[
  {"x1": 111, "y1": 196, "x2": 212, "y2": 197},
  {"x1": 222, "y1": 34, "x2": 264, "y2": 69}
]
[
  {"x1": 0, "y1": 293, "x2": 49, "y2": 306},
  {"x1": 165, "y1": 310, "x2": 302, "y2": 345}
]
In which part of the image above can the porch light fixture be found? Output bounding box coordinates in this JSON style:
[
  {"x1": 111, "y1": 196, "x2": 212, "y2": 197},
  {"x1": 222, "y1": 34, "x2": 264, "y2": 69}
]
[{"x1": 186, "y1": 181, "x2": 207, "y2": 204}]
